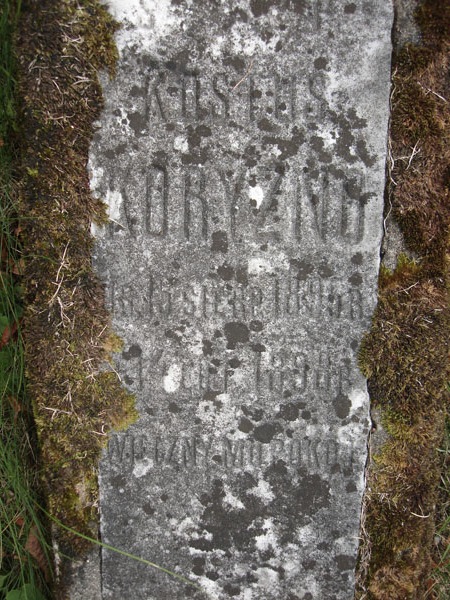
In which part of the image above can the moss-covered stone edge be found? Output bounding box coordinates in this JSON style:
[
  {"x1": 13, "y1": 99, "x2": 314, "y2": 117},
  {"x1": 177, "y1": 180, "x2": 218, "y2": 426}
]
[
  {"x1": 355, "y1": 1, "x2": 449, "y2": 598},
  {"x1": 15, "y1": 0, "x2": 138, "y2": 587}
]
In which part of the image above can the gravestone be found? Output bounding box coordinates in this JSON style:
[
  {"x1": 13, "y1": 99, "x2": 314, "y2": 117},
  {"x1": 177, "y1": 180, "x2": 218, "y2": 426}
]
[{"x1": 90, "y1": 1, "x2": 393, "y2": 598}]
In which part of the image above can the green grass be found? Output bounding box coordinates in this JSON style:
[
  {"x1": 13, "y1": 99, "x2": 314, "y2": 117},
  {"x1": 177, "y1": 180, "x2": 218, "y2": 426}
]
[{"x1": 0, "y1": 1, "x2": 53, "y2": 597}]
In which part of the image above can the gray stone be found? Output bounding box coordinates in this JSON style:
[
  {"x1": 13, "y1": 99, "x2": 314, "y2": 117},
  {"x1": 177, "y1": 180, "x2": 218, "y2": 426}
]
[
  {"x1": 90, "y1": 1, "x2": 393, "y2": 598},
  {"x1": 65, "y1": 548, "x2": 101, "y2": 600}
]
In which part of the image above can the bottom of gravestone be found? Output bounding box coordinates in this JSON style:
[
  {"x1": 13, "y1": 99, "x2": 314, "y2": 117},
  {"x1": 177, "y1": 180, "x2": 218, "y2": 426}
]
[
  {"x1": 98, "y1": 463, "x2": 362, "y2": 600},
  {"x1": 66, "y1": 548, "x2": 101, "y2": 600}
]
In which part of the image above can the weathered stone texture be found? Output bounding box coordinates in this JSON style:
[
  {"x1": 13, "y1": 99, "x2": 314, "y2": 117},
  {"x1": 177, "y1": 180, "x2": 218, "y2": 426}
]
[{"x1": 90, "y1": 1, "x2": 393, "y2": 598}]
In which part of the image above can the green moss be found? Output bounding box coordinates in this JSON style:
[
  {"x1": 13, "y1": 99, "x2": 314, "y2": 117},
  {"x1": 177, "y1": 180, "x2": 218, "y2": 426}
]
[
  {"x1": 416, "y1": 0, "x2": 450, "y2": 50},
  {"x1": 15, "y1": 0, "x2": 138, "y2": 587},
  {"x1": 355, "y1": 1, "x2": 450, "y2": 596},
  {"x1": 390, "y1": 78, "x2": 441, "y2": 143}
]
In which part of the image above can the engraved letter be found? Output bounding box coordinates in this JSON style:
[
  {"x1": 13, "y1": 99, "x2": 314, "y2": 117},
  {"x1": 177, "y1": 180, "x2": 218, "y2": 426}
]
[{"x1": 184, "y1": 168, "x2": 208, "y2": 241}]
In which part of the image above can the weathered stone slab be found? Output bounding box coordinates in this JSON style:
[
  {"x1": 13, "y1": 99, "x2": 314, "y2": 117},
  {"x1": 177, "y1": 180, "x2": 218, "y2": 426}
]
[{"x1": 90, "y1": 1, "x2": 393, "y2": 598}]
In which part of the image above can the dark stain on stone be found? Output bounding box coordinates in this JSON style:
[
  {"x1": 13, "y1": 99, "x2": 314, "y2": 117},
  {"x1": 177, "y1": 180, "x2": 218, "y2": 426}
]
[
  {"x1": 242, "y1": 405, "x2": 264, "y2": 421},
  {"x1": 142, "y1": 503, "x2": 155, "y2": 515},
  {"x1": 260, "y1": 549, "x2": 275, "y2": 561},
  {"x1": 344, "y1": 177, "x2": 375, "y2": 205},
  {"x1": 229, "y1": 357, "x2": 241, "y2": 368},
  {"x1": 244, "y1": 144, "x2": 261, "y2": 167},
  {"x1": 335, "y1": 554, "x2": 356, "y2": 571},
  {"x1": 349, "y1": 272, "x2": 363, "y2": 286},
  {"x1": 168, "y1": 402, "x2": 181, "y2": 413},
  {"x1": 260, "y1": 28, "x2": 274, "y2": 43},
  {"x1": 122, "y1": 344, "x2": 142, "y2": 359},
  {"x1": 130, "y1": 85, "x2": 145, "y2": 98},
  {"x1": 250, "y1": 320, "x2": 263, "y2": 332},
  {"x1": 103, "y1": 143, "x2": 127, "y2": 158},
  {"x1": 289, "y1": 0, "x2": 307, "y2": 14},
  {"x1": 235, "y1": 266, "x2": 248, "y2": 285},
  {"x1": 258, "y1": 117, "x2": 276, "y2": 132},
  {"x1": 318, "y1": 542, "x2": 330, "y2": 551},
  {"x1": 181, "y1": 149, "x2": 208, "y2": 165},
  {"x1": 262, "y1": 127, "x2": 305, "y2": 160},
  {"x1": 110, "y1": 475, "x2": 126, "y2": 488},
  {"x1": 187, "y1": 124, "x2": 212, "y2": 148},
  {"x1": 346, "y1": 481, "x2": 357, "y2": 493},
  {"x1": 328, "y1": 107, "x2": 372, "y2": 165},
  {"x1": 203, "y1": 390, "x2": 220, "y2": 402},
  {"x1": 356, "y1": 139, "x2": 376, "y2": 167},
  {"x1": 251, "y1": 343, "x2": 266, "y2": 353},
  {"x1": 253, "y1": 421, "x2": 282, "y2": 443},
  {"x1": 344, "y1": 3, "x2": 357, "y2": 14},
  {"x1": 127, "y1": 111, "x2": 146, "y2": 136},
  {"x1": 318, "y1": 261, "x2": 333, "y2": 278},
  {"x1": 211, "y1": 230, "x2": 228, "y2": 252},
  {"x1": 265, "y1": 463, "x2": 331, "y2": 539},
  {"x1": 347, "y1": 107, "x2": 367, "y2": 128},
  {"x1": 350, "y1": 339, "x2": 359, "y2": 351},
  {"x1": 224, "y1": 322, "x2": 249, "y2": 349},
  {"x1": 301, "y1": 410, "x2": 311, "y2": 420},
  {"x1": 302, "y1": 559, "x2": 316, "y2": 570},
  {"x1": 239, "y1": 417, "x2": 254, "y2": 433},
  {"x1": 165, "y1": 328, "x2": 183, "y2": 343},
  {"x1": 277, "y1": 402, "x2": 300, "y2": 421},
  {"x1": 351, "y1": 252, "x2": 363, "y2": 265},
  {"x1": 333, "y1": 393, "x2": 351, "y2": 419},
  {"x1": 206, "y1": 570, "x2": 219, "y2": 580},
  {"x1": 191, "y1": 556, "x2": 205, "y2": 576},
  {"x1": 202, "y1": 339, "x2": 213, "y2": 356},
  {"x1": 332, "y1": 529, "x2": 342, "y2": 539},
  {"x1": 192, "y1": 478, "x2": 264, "y2": 553},
  {"x1": 314, "y1": 56, "x2": 328, "y2": 70},
  {"x1": 223, "y1": 55, "x2": 246, "y2": 71},
  {"x1": 230, "y1": 8, "x2": 248, "y2": 23},
  {"x1": 291, "y1": 259, "x2": 314, "y2": 280},
  {"x1": 328, "y1": 164, "x2": 345, "y2": 179},
  {"x1": 218, "y1": 263, "x2": 234, "y2": 280},
  {"x1": 249, "y1": 0, "x2": 276, "y2": 18},
  {"x1": 224, "y1": 583, "x2": 241, "y2": 596},
  {"x1": 189, "y1": 537, "x2": 214, "y2": 552},
  {"x1": 310, "y1": 135, "x2": 332, "y2": 163}
]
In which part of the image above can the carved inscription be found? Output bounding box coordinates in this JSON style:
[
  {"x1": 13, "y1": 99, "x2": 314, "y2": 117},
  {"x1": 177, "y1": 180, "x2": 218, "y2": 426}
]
[
  {"x1": 119, "y1": 347, "x2": 353, "y2": 401},
  {"x1": 94, "y1": 0, "x2": 393, "y2": 597},
  {"x1": 92, "y1": 0, "x2": 394, "y2": 597},
  {"x1": 145, "y1": 72, "x2": 300, "y2": 126},
  {"x1": 109, "y1": 165, "x2": 370, "y2": 246},
  {"x1": 107, "y1": 434, "x2": 355, "y2": 474},
  {"x1": 108, "y1": 272, "x2": 366, "y2": 323}
]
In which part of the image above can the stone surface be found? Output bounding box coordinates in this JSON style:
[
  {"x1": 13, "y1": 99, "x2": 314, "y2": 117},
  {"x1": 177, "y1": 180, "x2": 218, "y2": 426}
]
[
  {"x1": 90, "y1": 1, "x2": 393, "y2": 598},
  {"x1": 65, "y1": 549, "x2": 101, "y2": 600}
]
